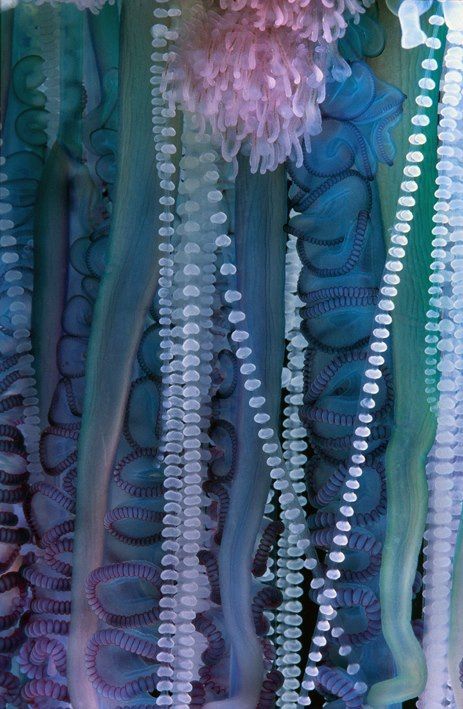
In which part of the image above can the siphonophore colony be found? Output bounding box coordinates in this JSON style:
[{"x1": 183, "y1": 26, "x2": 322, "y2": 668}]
[{"x1": 1, "y1": 0, "x2": 463, "y2": 707}]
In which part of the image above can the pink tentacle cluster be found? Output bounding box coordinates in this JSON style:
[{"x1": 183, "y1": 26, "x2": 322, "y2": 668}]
[
  {"x1": 164, "y1": 0, "x2": 366, "y2": 173},
  {"x1": 219, "y1": 0, "x2": 371, "y2": 41}
]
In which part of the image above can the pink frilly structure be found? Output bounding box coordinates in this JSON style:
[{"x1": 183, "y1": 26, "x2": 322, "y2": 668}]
[{"x1": 164, "y1": 0, "x2": 370, "y2": 173}]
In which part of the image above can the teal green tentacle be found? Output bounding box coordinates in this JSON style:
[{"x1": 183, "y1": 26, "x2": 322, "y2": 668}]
[
  {"x1": 68, "y1": 3, "x2": 166, "y2": 706},
  {"x1": 367, "y1": 8, "x2": 446, "y2": 706}
]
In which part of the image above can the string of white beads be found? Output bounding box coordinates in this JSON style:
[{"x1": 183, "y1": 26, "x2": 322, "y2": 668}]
[
  {"x1": 166, "y1": 119, "x2": 225, "y2": 709},
  {"x1": 149, "y1": 5, "x2": 183, "y2": 705},
  {"x1": 275, "y1": 231, "x2": 310, "y2": 707},
  {"x1": 296, "y1": 11, "x2": 447, "y2": 704},
  {"x1": 420, "y1": 27, "x2": 463, "y2": 709}
]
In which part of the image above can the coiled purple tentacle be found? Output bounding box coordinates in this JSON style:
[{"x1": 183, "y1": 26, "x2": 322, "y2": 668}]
[
  {"x1": 0, "y1": 627, "x2": 25, "y2": 654},
  {"x1": 316, "y1": 666, "x2": 363, "y2": 708},
  {"x1": 0, "y1": 370, "x2": 22, "y2": 395},
  {"x1": 0, "y1": 394, "x2": 24, "y2": 415},
  {"x1": 310, "y1": 527, "x2": 382, "y2": 581},
  {"x1": 85, "y1": 628, "x2": 159, "y2": 700},
  {"x1": 300, "y1": 209, "x2": 369, "y2": 278},
  {"x1": 0, "y1": 424, "x2": 24, "y2": 447},
  {"x1": 301, "y1": 291, "x2": 378, "y2": 319},
  {"x1": 311, "y1": 527, "x2": 381, "y2": 555},
  {"x1": 0, "y1": 572, "x2": 28, "y2": 631},
  {"x1": 256, "y1": 669, "x2": 284, "y2": 708},
  {"x1": 190, "y1": 680, "x2": 207, "y2": 707},
  {"x1": 252, "y1": 520, "x2": 284, "y2": 577},
  {"x1": 113, "y1": 449, "x2": 164, "y2": 498},
  {"x1": 25, "y1": 618, "x2": 70, "y2": 638},
  {"x1": 252, "y1": 587, "x2": 283, "y2": 636},
  {"x1": 0, "y1": 486, "x2": 27, "y2": 503},
  {"x1": 202, "y1": 480, "x2": 229, "y2": 544},
  {"x1": 307, "y1": 458, "x2": 386, "y2": 526},
  {"x1": 199, "y1": 664, "x2": 227, "y2": 699},
  {"x1": 0, "y1": 526, "x2": 29, "y2": 545},
  {"x1": 213, "y1": 349, "x2": 238, "y2": 399},
  {"x1": 29, "y1": 481, "x2": 75, "y2": 514},
  {"x1": 85, "y1": 561, "x2": 161, "y2": 627},
  {"x1": 103, "y1": 506, "x2": 163, "y2": 546},
  {"x1": 198, "y1": 550, "x2": 221, "y2": 605},
  {"x1": 21, "y1": 564, "x2": 71, "y2": 592},
  {"x1": 208, "y1": 418, "x2": 238, "y2": 483},
  {"x1": 0, "y1": 511, "x2": 18, "y2": 526},
  {"x1": 334, "y1": 586, "x2": 382, "y2": 645},
  {"x1": 18, "y1": 637, "x2": 67, "y2": 679},
  {"x1": 0, "y1": 669, "x2": 22, "y2": 704},
  {"x1": 29, "y1": 599, "x2": 71, "y2": 615},
  {"x1": 39, "y1": 424, "x2": 79, "y2": 477},
  {"x1": 22, "y1": 678, "x2": 69, "y2": 703},
  {"x1": 343, "y1": 555, "x2": 382, "y2": 583},
  {"x1": 62, "y1": 467, "x2": 77, "y2": 497},
  {"x1": 43, "y1": 538, "x2": 73, "y2": 577},
  {"x1": 194, "y1": 613, "x2": 226, "y2": 666},
  {"x1": 0, "y1": 521, "x2": 29, "y2": 573},
  {"x1": 41, "y1": 519, "x2": 74, "y2": 548}
]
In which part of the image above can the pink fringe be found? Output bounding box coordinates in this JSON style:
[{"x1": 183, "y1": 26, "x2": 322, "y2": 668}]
[
  {"x1": 219, "y1": 0, "x2": 370, "y2": 42},
  {"x1": 165, "y1": 2, "x2": 357, "y2": 173}
]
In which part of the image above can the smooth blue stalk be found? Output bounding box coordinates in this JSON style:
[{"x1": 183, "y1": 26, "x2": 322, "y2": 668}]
[
  {"x1": 32, "y1": 6, "x2": 86, "y2": 426},
  {"x1": 68, "y1": 3, "x2": 164, "y2": 706},
  {"x1": 205, "y1": 155, "x2": 286, "y2": 709}
]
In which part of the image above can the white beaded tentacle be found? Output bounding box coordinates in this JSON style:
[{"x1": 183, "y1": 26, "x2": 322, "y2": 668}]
[
  {"x1": 0, "y1": 134, "x2": 42, "y2": 515},
  {"x1": 150, "y1": 6, "x2": 237, "y2": 706},
  {"x1": 164, "y1": 120, "x2": 228, "y2": 709},
  {"x1": 294, "y1": 12, "x2": 446, "y2": 704},
  {"x1": 149, "y1": 3, "x2": 183, "y2": 704},
  {"x1": 420, "y1": 27, "x2": 463, "y2": 709},
  {"x1": 274, "y1": 228, "x2": 309, "y2": 706}
]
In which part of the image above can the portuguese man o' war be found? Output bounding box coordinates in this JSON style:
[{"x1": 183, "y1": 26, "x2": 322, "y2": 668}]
[{"x1": 1, "y1": 0, "x2": 463, "y2": 707}]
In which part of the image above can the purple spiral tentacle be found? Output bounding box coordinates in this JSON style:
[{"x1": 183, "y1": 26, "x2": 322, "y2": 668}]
[
  {"x1": 198, "y1": 549, "x2": 221, "y2": 605},
  {"x1": 21, "y1": 564, "x2": 71, "y2": 592},
  {"x1": 103, "y1": 506, "x2": 163, "y2": 546},
  {"x1": 0, "y1": 669, "x2": 22, "y2": 704},
  {"x1": 85, "y1": 628, "x2": 159, "y2": 700},
  {"x1": 25, "y1": 618, "x2": 70, "y2": 638},
  {"x1": 202, "y1": 480, "x2": 229, "y2": 544},
  {"x1": 21, "y1": 678, "x2": 69, "y2": 703},
  {"x1": 0, "y1": 572, "x2": 28, "y2": 631},
  {"x1": 113, "y1": 449, "x2": 164, "y2": 498},
  {"x1": 252, "y1": 520, "x2": 284, "y2": 577},
  {"x1": 18, "y1": 637, "x2": 67, "y2": 679},
  {"x1": 43, "y1": 538, "x2": 73, "y2": 577},
  {"x1": 194, "y1": 613, "x2": 226, "y2": 666},
  {"x1": 252, "y1": 586, "x2": 283, "y2": 636},
  {"x1": 256, "y1": 669, "x2": 284, "y2": 708},
  {"x1": 316, "y1": 666, "x2": 363, "y2": 708},
  {"x1": 41, "y1": 519, "x2": 75, "y2": 548},
  {"x1": 29, "y1": 481, "x2": 76, "y2": 514},
  {"x1": 85, "y1": 561, "x2": 161, "y2": 627},
  {"x1": 29, "y1": 598, "x2": 71, "y2": 615},
  {"x1": 334, "y1": 586, "x2": 382, "y2": 645}
]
